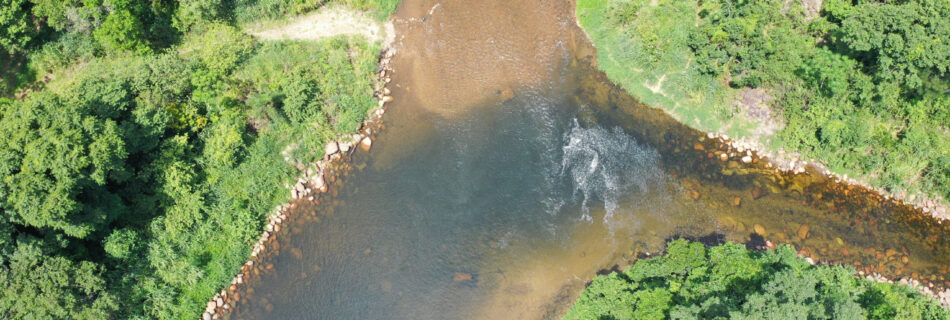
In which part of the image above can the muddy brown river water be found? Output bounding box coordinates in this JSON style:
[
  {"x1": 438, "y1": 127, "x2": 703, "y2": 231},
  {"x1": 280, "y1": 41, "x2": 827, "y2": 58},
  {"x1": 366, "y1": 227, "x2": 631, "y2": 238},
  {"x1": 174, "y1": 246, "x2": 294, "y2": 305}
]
[{"x1": 224, "y1": 0, "x2": 950, "y2": 319}]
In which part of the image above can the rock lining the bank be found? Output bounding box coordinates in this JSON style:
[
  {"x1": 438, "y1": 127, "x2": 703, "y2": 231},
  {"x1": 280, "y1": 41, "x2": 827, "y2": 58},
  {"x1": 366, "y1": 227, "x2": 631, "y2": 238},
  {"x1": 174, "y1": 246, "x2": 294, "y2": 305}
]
[
  {"x1": 199, "y1": 47, "x2": 395, "y2": 320},
  {"x1": 706, "y1": 131, "x2": 949, "y2": 222}
]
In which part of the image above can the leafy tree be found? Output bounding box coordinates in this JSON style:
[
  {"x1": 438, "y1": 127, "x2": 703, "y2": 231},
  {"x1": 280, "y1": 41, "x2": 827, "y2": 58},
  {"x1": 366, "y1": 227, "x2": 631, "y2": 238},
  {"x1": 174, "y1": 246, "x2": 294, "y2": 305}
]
[
  {"x1": 0, "y1": 0, "x2": 36, "y2": 55},
  {"x1": 828, "y1": 0, "x2": 950, "y2": 94},
  {"x1": 0, "y1": 242, "x2": 118, "y2": 319},
  {"x1": 94, "y1": 9, "x2": 149, "y2": 54},
  {"x1": 0, "y1": 90, "x2": 129, "y2": 238},
  {"x1": 173, "y1": 0, "x2": 224, "y2": 32},
  {"x1": 564, "y1": 240, "x2": 950, "y2": 320}
]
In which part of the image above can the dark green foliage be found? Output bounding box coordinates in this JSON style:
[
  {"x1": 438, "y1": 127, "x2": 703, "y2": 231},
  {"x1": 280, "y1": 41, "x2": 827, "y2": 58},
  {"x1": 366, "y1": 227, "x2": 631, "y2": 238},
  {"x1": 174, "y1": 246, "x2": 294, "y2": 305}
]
[
  {"x1": 0, "y1": 241, "x2": 118, "y2": 319},
  {"x1": 0, "y1": 0, "x2": 36, "y2": 55},
  {"x1": 564, "y1": 240, "x2": 950, "y2": 320}
]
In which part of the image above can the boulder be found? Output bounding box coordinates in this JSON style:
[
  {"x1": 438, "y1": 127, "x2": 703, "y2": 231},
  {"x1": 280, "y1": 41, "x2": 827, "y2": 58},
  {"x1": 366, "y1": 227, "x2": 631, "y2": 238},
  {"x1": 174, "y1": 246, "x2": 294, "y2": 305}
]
[
  {"x1": 203, "y1": 312, "x2": 213, "y2": 320},
  {"x1": 360, "y1": 137, "x2": 373, "y2": 151},
  {"x1": 325, "y1": 141, "x2": 339, "y2": 157},
  {"x1": 741, "y1": 155, "x2": 752, "y2": 164},
  {"x1": 314, "y1": 176, "x2": 327, "y2": 192}
]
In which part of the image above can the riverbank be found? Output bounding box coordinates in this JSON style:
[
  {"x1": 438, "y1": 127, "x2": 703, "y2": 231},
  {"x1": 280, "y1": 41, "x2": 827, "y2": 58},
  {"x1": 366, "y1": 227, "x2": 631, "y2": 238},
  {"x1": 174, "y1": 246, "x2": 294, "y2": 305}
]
[
  {"x1": 574, "y1": 0, "x2": 950, "y2": 221},
  {"x1": 0, "y1": 1, "x2": 400, "y2": 319},
  {"x1": 198, "y1": 8, "x2": 398, "y2": 320}
]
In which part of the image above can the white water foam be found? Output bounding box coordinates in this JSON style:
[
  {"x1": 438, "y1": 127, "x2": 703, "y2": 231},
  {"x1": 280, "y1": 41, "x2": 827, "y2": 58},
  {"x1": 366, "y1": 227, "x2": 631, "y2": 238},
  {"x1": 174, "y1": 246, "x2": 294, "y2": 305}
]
[{"x1": 558, "y1": 119, "x2": 666, "y2": 224}]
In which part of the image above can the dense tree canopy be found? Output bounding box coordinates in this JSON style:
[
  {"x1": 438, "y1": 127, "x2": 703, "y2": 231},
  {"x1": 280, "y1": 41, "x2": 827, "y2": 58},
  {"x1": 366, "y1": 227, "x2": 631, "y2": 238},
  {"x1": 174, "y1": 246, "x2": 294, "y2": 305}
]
[{"x1": 565, "y1": 240, "x2": 950, "y2": 320}]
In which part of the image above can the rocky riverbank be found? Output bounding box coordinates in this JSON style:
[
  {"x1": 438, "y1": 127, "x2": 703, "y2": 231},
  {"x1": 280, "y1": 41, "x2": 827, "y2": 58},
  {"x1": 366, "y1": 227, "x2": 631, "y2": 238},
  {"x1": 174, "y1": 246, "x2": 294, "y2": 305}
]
[
  {"x1": 710, "y1": 132, "x2": 949, "y2": 222},
  {"x1": 199, "y1": 47, "x2": 397, "y2": 320}
]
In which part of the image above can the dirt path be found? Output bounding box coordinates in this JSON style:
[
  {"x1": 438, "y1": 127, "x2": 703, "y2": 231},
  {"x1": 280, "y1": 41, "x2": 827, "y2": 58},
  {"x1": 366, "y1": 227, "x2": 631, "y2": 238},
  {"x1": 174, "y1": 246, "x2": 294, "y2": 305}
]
[{"x1": 248, "y1": 7, "x2": 395, "y2": 49}]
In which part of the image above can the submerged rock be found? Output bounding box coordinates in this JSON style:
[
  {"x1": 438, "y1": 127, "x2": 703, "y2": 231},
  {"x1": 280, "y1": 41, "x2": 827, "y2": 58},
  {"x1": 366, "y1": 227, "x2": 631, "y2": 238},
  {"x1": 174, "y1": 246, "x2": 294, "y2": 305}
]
[
  {"x1": 499, "y1": 88, "x2": 514, "y2": 102},
  {"x1": 360, "y1": 137, "x2": 372, "y2": 151},
  {"x1": 797, "y1": 224, "x2": 811, "y2": 240},
  {"x1": 454, "y1": 272, "x2": 473, "y2": 282}
]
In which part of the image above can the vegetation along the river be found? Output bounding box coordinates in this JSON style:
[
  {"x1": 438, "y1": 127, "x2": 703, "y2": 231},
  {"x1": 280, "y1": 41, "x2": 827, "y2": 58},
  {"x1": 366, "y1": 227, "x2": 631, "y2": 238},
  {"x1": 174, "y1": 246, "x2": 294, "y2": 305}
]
[
  {"x1": 565, "y1": 240, "x2": 950, "y2": 320},
  {"x1": 576, "y1": 0, "x2": 950, "y2": 210},
  {"x1": 0, "y1": 0, "x2": 395, "y2": 318}
]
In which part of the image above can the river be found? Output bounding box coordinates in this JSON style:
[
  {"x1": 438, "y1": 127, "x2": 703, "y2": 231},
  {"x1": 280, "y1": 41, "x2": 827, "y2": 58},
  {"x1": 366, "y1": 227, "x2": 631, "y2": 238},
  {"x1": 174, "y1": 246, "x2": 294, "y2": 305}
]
[{"x1": 224, "y1": 0, "x2": 950, "y2": 319}]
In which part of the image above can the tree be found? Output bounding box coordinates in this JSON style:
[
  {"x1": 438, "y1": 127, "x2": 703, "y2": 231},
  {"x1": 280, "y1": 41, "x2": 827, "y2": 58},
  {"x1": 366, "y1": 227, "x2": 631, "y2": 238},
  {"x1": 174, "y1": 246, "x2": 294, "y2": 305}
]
[
  {"x1": 564, "y1": 240, "x2": 950, "y2": 320},
  {"x1": 0, "y1": 88, "x2": 130, "y2": 238},
  {"x1": 0, "y1": 242, "x2": 118, "y2": 319},
  {"x1": 94, "y1": 9, "x2": 149, "y2": 54},
  {"x1": 830, "y1": 0, "x2": 950, "y2": 95},
  {"x1": 0, "y1": 0, "x2": 35, "y2": 55}
]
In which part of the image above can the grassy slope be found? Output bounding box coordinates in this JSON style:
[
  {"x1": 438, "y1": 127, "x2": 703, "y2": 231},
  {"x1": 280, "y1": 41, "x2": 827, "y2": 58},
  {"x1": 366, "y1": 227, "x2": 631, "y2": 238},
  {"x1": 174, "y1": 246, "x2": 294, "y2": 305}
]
[
  {"x1": 575, "y1": 0, "x2": 950, "y2": 205},
  {"x1": 575, "y1": 0, "x2": 759, "y2": 140}
]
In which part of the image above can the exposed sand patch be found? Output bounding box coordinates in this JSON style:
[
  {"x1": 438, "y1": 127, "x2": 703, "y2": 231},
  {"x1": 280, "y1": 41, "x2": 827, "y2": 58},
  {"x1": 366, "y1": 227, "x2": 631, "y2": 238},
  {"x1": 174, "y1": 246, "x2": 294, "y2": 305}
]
[{"x1": 248, "y1": 7, "x2": 395, "y2": 49}]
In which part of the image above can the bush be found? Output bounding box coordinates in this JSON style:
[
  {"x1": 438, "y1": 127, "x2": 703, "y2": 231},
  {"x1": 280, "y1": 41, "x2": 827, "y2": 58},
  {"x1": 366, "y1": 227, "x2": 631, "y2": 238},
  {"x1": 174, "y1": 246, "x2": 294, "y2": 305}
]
[
  {"x1": 565, "y1": 240, "x2": 950, "y2": 320},
  {"x1": 94, "y1": 9, "x2": 150, "y2": 54}
]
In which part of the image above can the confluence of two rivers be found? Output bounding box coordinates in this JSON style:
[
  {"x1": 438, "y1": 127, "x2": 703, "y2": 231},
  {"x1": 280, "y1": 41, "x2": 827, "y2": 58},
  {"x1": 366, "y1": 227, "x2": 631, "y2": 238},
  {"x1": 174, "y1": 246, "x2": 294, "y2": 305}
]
[{"x1": 225, "y1": 1, "x2": 950, "y2": 319}]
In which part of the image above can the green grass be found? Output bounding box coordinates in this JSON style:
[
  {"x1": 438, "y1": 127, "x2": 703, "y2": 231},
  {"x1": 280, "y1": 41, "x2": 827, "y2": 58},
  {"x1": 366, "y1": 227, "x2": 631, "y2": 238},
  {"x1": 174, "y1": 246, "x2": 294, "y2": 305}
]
[
  {"x1": 233, "y1": 0, "x2": 399, "y2": 24},
  {"x1": 576, "y1": 0, "x2": 950, "y2": 202},
  {"x1": 575, "y1": 0, "x2": 757, "y2": 139}
]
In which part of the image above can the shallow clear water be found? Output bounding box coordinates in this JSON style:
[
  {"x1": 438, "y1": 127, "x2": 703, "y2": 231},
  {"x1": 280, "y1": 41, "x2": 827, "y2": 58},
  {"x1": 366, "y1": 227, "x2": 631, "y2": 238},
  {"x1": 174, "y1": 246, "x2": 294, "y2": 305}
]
[{"x1": 225, "y1": 1, "x2": 950, "y2": 319}]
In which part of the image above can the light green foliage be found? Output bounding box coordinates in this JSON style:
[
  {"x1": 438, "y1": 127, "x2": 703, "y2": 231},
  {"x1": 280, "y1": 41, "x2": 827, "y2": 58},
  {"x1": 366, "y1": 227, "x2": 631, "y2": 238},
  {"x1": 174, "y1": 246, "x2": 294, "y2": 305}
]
[
  {"x1": 183, "y1": 23, "x2": 254, "y2": 77},
  {"x1": 94, "y1": 9, "x2": 150, "y2": 54},
  {"x1": 233, "y1": 0, "x2": 400, "y2": 23},
  {"x1": 564, "y1": 240, "x2": 950, "y2": 320},
  {"x1": 576, "y1": 0, "x2": 756, "y2": 137},
  {"x1": 0, "y1": 89, "x2": 130, "y2": 238},
  {"x1": 104, "y1": 228, "x2": 139, "y2": 260},
  {"x1": 173, "y1": 0, "x2": 224, "y2": 32},
  {"x1": 578, "y1": 0, "x2": 950, "y2": 200}
]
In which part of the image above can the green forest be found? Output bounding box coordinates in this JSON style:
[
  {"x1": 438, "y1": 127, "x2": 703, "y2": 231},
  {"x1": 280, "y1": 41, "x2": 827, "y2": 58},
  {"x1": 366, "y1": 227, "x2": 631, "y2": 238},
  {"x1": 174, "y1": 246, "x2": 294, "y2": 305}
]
[
  {"x1": 565, "y1": 240, "x2": 950, "y2": 320},
  {"x1": 0, "y1": 0, "x2": 394, "y2": 318},
  {"x1": 577, "y1": 0, "x2": 950, "y2": 203}
]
